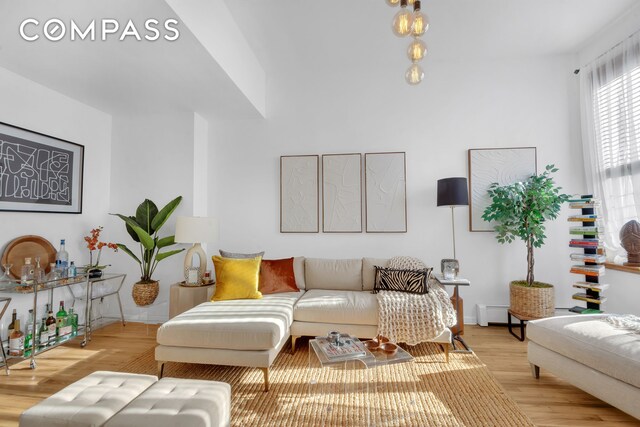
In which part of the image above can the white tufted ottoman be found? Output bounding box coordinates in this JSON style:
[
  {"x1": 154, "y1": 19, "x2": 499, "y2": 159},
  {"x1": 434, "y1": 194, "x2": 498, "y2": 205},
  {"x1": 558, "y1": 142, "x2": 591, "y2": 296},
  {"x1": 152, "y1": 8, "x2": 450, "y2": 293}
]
[
  {"x1": 105, "y1": 377, "x2": 231, "y2": 427},
  {"x1": 19, "y1": 371, "x2": 231, "y2": 427},
  {"x1": 19, "y1": 371, "x2": 158, "y2": 427}
]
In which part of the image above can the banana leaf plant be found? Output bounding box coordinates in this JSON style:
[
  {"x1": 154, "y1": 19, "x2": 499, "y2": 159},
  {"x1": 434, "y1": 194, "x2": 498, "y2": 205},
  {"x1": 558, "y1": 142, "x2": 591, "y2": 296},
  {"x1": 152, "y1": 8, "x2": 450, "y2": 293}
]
[{"x1": 111, "y1": 196, "x2": 184, "y2": 283}]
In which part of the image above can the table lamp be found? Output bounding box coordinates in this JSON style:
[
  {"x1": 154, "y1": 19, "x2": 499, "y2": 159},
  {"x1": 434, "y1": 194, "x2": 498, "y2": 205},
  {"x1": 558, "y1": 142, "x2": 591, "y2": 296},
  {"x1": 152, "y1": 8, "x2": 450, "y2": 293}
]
[
  {"x1": 175, "y1": 216, "x2": 217, "y2": 285},
  {"x1": 437, "y1": 177, "x2": 469, "y2": 269}
]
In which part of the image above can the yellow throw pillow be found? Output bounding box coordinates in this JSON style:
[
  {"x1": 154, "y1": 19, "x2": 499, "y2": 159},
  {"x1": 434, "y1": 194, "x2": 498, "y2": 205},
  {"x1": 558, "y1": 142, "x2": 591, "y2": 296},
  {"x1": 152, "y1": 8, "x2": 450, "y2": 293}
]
[{"x1": 211, "y1": 255, "x2": 263, "y2": 301}]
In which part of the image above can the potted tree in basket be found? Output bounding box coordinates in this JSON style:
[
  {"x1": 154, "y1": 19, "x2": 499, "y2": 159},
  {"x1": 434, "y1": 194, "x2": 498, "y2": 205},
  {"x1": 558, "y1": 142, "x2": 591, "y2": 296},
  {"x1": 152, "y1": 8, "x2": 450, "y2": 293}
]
[
  {"x1": 111, "y1": 196, "x2": 184, "y2": 306},
  {"x1": 482, "y1": 165, "x2": 569, "y2": 319}
]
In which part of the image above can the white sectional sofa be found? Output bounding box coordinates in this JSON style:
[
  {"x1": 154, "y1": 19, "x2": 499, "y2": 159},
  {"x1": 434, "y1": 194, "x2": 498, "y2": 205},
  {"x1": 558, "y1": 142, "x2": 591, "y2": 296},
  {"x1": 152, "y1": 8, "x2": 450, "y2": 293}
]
[
  {"x1": 156, "y1": 257, "x2": 453, "y2": 391},
  {"x1": 528, "y1": 314, "x2": 640, "y2": 420}
]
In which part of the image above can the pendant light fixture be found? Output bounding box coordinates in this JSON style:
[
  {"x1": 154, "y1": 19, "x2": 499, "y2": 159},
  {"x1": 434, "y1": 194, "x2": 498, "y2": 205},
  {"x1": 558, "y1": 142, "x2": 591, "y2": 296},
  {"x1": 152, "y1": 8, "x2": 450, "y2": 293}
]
[
  {"x1": 386, "y1": 0, "x2": 430, "y2": 85},
  {"x1": 392, "y1": 0, "x2": 413, "y2": 37},
  {"x1": 405, "y1": 63, "x2": 424, "y2": 85},
  {"x1": 411, "y1": 1, "x2": 429, "y2": 37}
]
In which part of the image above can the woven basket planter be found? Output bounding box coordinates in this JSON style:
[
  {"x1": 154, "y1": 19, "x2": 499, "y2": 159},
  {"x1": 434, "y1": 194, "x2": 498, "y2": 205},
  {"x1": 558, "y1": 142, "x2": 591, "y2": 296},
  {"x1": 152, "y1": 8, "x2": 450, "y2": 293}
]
[
  {"x1": 132, "y1": 280, "x2": 159, "y2": 306},
  {"x1": 509, "y1": 281, "x2": 554, "y2": 319}
]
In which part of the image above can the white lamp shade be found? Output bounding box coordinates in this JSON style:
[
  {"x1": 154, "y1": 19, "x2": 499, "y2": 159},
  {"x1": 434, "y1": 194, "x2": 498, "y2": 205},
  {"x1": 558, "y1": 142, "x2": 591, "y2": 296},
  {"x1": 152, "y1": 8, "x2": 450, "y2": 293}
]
[{"x1": 174, "y1": 216, "x2": 217, "y2": 243}]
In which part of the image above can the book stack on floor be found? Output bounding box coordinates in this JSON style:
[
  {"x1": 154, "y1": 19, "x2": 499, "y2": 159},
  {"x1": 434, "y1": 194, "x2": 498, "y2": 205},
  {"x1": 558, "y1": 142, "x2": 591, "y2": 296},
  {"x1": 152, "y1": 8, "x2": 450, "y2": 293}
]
[{"x1": 568, "y1": 195, "x2": 607, "y2": 314}]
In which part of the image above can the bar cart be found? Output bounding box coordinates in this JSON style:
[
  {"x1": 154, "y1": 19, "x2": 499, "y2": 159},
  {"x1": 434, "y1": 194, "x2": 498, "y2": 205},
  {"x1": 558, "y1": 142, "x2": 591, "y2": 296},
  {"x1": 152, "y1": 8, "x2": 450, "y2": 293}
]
[{"x1": 0, "y1": 272, "x2": 126, "y2": 370}]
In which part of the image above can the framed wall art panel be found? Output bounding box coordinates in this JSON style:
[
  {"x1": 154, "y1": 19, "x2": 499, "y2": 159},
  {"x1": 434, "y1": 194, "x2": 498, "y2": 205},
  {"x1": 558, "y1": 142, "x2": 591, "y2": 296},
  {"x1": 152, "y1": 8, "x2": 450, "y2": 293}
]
[
  {"x1": 280, "y1": 155, "x2": 319, "y2": 233},
  {"x1": 322, "y1": 153, "x2": 362, "y2": 233},
  {"x1": 0, "y1": 121, "x2": 84, "y2": 214},
  {"x1": 365, "y1": 152, "x2": 407, "y2": 233},
  {"x1": 468, "y1": 147, "x2": 537, "y2": 232}
]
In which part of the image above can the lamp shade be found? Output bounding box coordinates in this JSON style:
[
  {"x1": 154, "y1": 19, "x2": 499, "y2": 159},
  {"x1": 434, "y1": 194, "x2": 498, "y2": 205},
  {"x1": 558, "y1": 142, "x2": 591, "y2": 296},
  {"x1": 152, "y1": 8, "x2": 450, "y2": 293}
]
[
  {"x1": 437, "y1": 177, "x2": 469, "y2": 207},
  {"x1": 174, "y1": 216, "x2": 217, "y2": 243}
]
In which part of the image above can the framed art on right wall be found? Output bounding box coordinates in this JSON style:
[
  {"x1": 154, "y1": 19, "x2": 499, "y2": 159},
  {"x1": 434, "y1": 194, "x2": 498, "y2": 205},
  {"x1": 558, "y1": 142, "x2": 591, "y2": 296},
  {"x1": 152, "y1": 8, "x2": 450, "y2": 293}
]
[{"x1": 468, "y1": 147, "x2": 537, "y2": 232}]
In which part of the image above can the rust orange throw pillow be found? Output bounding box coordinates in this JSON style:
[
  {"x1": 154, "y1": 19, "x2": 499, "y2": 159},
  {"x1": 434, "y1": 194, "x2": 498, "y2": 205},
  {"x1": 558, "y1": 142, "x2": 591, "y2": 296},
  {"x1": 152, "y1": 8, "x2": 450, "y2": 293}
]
[{"x1": 259, "y1": 258, "x2": 300, "y2": 294}]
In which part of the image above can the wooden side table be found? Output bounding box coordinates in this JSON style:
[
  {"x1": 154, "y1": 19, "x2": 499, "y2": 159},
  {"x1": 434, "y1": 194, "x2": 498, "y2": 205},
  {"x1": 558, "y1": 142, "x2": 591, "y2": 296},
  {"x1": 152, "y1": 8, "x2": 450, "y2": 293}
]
[
  {"x1": 433, "y1": 274, "x2": 471, "y2": 353},
  {"x1": 169, "y1": 282, "x2": 215, "y2": 318}
]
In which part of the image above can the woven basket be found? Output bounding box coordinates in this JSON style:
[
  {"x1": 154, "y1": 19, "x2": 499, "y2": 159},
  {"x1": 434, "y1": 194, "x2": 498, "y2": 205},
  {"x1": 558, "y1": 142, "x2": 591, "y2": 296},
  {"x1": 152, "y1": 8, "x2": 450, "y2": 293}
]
[
  {"x1": 509, "y1": 281, "x2": 554, "y2": 319},
  {"x1": 132, "y1": 281, "x2": 159, "y2": 306}
]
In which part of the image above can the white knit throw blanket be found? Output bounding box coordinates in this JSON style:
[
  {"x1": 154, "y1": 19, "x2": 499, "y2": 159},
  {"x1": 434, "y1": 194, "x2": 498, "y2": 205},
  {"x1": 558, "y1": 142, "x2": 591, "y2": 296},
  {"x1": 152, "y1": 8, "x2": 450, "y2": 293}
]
[
  {"x1": 605, "y1": 314, "x2": 640, "y2": 334},
  {"x1": 376, "y1": 283, "x2": 457, "y2": 345}
]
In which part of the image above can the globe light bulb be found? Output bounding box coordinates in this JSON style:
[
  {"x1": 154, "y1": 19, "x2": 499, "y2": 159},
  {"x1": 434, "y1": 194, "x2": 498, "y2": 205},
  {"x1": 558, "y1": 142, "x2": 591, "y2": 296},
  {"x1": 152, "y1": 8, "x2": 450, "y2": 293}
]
[
  {"x1": 408, "y1": 0, "x2": 415, "y2": 4},
  {"x1": 407, "y1": 38, "x2": 427, "y2": 63},
  {"x1": 392, "y1": 1, "x2": 413, "y2": 37},
  {"x1": 411, "y1": 9, "x2": 429, "y2": 37},
  {"x1": 386, "y1": 0, "x2": 400, "y2": 6},
  {"x1": 405, "y1": 63, "x2": 424, "y2": 85}
]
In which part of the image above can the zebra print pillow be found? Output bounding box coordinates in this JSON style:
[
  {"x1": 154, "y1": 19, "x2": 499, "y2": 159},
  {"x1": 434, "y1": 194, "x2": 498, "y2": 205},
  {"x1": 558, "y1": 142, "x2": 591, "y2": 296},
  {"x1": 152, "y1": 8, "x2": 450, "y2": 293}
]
[{"x1": 373, "y1": 266, "x2": 431, "y2": 294}]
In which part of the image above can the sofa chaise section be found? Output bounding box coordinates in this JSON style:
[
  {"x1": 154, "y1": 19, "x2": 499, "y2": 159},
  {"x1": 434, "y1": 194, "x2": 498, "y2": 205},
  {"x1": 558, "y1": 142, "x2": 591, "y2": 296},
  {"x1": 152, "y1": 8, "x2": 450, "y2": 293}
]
[
  {"x1": 528, "y1": 314, "x2": 640, "y2": 420},
  {"x1": 156, "y1": 291, "x2": 303, "y2": 391}
]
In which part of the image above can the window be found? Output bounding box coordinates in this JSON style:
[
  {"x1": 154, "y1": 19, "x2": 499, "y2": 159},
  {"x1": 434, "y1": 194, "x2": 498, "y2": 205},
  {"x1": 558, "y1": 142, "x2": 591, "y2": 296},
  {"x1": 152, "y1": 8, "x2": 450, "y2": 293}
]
[{"x1": 580, "y1": 33, "x2": 640, "y2": 260}]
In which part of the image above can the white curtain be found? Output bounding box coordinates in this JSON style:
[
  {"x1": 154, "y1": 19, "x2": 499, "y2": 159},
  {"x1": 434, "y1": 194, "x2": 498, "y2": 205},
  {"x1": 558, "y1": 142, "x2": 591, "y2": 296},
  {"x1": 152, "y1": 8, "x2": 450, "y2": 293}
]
[{"x1": 580, "y1": 32, "x2": 640, "y2": 261}]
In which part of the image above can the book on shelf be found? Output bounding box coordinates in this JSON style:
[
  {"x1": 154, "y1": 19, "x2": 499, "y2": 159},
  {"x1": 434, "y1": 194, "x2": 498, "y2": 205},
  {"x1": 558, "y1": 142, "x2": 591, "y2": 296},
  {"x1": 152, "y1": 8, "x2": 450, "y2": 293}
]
[
  {"x1": 569, "y1": 253, "x2": 606, "y2": 263},
  {"x1": 573, "y1": 281, "x2": 609, "y2": 292},
  {"x1": 314, "y1": 335, "x2": 366, "y2": 361},
  {"x1": 567, "y1": 196, "x2": 598, "y2": 203},
  {"x1": 569, "y1": 201, "x2": 601, "y2": 209},
  {"x1": 570, "y1": 264, "x2": 605, "y2": 276},
  {"x1": 569, "y1": 239, "x2": 603, "y2": 249},
  {"x1": 569, "y1": 306, "x2": 603, "y2": 314},
  {"x1": 569, "y1": 226, "x2": 604, "y2": 235},
  {"x1": 572, "y1": 293, "x2": 607, "y2": 304},
  {"x1": 567, "y1": 214, "x2": 598, "y2": 222}
]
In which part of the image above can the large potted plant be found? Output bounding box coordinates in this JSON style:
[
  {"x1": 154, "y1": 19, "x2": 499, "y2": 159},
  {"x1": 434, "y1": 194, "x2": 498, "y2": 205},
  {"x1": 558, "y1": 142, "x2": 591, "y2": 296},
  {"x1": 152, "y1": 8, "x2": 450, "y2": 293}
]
[
  {"x1": 482, "y1": 165, "x2": 569, "y2": 319},
  {"x1": 112, "y1": 196, "x2": 184, "y2": 306}
]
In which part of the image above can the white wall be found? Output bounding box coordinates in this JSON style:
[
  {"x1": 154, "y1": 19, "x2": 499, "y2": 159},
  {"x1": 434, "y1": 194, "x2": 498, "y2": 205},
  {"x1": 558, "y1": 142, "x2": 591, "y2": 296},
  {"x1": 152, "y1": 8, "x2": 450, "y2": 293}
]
[
  {"x1": 0, "y1": 66, "x2": 112, "y2": 338},
  {"x1": 106, "y1": 112, "x2": 196, "y2": 322},
  {"x1": 212, "y1": 55, "x2": 587, "y2": 323}
]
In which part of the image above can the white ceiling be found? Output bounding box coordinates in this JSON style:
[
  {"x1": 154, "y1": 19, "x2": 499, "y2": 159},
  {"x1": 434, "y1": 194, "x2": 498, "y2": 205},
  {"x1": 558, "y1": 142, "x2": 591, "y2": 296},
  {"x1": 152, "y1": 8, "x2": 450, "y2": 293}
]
[
  {"x1": 0, "y1": 0, "x2": 636, "y2": 117},
  {"x1": 226, "y1": 0, "x2": 638, "y2": 71},
  {"x1": 0, "y1": 0, "x2": 261, "y2": 118}
]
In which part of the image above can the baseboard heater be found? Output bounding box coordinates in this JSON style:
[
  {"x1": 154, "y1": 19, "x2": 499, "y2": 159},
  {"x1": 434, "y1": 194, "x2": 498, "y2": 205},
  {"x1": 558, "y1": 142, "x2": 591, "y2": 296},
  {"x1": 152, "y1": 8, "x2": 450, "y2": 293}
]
[{"x1": 475, "y1": 304, "x2": 509, "y2": 326}]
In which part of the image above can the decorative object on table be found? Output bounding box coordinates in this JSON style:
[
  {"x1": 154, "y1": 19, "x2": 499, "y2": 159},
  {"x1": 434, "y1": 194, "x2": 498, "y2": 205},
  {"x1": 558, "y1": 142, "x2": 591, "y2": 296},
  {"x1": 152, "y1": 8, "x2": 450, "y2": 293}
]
[
  {"x1": 315, "y1": 334, "x2": 366, "y2": 361},
  {"x1": 174, "y1": 216, "x2": 218, "y2": 286},
  {"x1": 468, "y1": 147, "x2": 537, "y2": 231},
  {"x1": 0, "y1": 264, "x2": 14, "y2": 288},
  {"x1": 363, "y1": 334, "x2": 391, "y2": 351},
  {"x1": 386, "y1": 0, "x2": 430, "y2": 85},
  {"x1": 83, "y1": 226, "x2": 118, "y2": 279},
  {"x1": 620, "y1": 219, "x2": 640, "y2": 266},
  {"x1": 322, "y1": 153, "x2": 363, "y2": 233},
  {"x1": 440, "y1": 258, "x2": 459, "y2": 279},
  {"x1": 568, "y1": 195, "x2": 607, "y2": 314},
  {"x1": 364, "y1": 152, "x2": 407, "y2": 232},
  {"x1": 280, "y1": 155, "x2": 319, "y2": 233},
  {"x1": 482, "y1": 164, "x2": 569, "y2": 319},
  {"x1": 0, "y1": 121, "x2": 84, "y2": 213},
  {"x1": 111, "y1": 196, "x2": 184, "y2": 306},
  {"x1": 1, "y1": 235, "x2": 56, "y2": 279}
]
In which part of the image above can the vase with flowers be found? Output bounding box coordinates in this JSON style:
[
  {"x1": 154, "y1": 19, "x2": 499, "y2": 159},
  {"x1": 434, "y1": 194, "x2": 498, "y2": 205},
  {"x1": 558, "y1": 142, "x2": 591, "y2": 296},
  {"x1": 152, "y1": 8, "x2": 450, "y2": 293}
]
[{"x1": 84, "y1": 227, "x2": 118, "y2": 278}]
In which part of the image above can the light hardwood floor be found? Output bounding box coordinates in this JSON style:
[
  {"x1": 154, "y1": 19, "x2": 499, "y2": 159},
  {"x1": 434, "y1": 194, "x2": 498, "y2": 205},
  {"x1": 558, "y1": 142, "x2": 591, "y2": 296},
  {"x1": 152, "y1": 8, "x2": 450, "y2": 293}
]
[{"x1": 0, "y1": 323, "x2": 637, "y2": 426}]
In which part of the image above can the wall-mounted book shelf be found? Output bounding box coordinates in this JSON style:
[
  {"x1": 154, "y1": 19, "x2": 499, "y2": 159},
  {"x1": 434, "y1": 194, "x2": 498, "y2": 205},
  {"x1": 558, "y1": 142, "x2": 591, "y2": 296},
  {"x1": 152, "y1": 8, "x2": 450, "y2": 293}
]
[{"x1": 568, "y1": 195, "x2": 606, "y2": 314}]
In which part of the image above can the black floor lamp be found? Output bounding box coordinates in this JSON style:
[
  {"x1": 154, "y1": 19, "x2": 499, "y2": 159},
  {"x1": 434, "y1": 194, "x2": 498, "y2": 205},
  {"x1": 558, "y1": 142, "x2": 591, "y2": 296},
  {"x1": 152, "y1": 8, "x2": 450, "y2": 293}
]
[{"x1": 437, "y1": 177, "x2": 469, "y2": 342}]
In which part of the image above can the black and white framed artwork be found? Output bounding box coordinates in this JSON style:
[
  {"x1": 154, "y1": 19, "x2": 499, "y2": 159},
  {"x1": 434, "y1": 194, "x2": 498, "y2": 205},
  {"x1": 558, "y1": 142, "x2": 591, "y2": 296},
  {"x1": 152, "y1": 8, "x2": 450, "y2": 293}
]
[{"x1": 0, "y1": 122, "x2": 84, "y2": 214}]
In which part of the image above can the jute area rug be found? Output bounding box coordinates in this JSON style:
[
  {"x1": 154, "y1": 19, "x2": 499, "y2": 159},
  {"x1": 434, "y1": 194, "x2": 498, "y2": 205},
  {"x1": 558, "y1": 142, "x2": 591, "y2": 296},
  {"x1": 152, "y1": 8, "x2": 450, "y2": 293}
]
[{"x1": 118, "y1": 340, "x2": 534, "y2": 427}]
